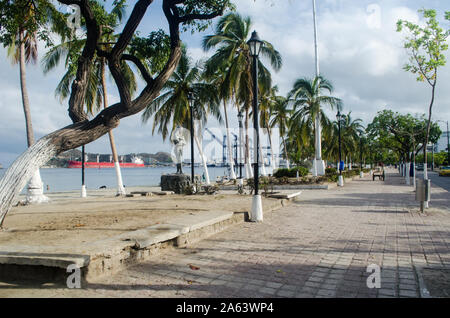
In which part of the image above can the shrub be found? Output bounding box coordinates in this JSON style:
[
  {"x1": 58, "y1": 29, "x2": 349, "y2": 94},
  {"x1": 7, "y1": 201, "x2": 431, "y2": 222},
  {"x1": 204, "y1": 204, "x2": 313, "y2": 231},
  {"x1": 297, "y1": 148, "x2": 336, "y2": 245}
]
[
  {"x1": 292, "y1": 166, "x2": 309, "y2": 177},
  {"x1": 274, "y1": 167, "x2": 309, "y2": 178},
  {"x1": 327, "y1": 174, "x2": 339, "y2": 182},
  {"x1": 273, "y1": 168, "x2": 290, "y2": 178},
  {"x1": 325, "y1": 167, "x2": 337, "y2": 175}
]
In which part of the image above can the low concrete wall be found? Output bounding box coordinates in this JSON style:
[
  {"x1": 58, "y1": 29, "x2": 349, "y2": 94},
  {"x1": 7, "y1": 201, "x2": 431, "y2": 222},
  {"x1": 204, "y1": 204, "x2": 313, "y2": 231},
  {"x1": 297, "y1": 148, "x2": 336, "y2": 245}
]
[{"x1": 0, "y1": 197, "x2": 293, "y2": 285}]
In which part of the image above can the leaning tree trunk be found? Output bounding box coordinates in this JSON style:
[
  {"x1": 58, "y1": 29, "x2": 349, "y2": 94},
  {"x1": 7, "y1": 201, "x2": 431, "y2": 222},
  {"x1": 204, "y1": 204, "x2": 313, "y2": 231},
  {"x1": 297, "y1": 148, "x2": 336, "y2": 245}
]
[
  {"x1": 18, "y1": 31, "x2": 48, "y2": 204},
  {"x1": 223, "y1": 101, "x2": 236, "y2": 180},
  {"x1": 0, "y1": 137, "x2": 57, "y2": 226},
  {"x1": 101, "y1": 59, "x2": 126, "y2": 196}
]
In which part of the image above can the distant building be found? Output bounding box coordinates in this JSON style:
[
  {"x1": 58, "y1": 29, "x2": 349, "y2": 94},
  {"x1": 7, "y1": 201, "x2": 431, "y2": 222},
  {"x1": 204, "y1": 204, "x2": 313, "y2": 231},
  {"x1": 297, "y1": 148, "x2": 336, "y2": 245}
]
[{"x1": 436, "y1": 131, "x2": 449, "y2": 152}]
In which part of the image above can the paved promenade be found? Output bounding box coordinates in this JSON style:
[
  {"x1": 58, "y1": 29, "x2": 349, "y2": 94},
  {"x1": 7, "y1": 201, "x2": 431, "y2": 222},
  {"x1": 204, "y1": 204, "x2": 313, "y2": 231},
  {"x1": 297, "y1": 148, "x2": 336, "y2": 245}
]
[{"x1": 1, "y1": 169, "x2": 449, "y2": 297}]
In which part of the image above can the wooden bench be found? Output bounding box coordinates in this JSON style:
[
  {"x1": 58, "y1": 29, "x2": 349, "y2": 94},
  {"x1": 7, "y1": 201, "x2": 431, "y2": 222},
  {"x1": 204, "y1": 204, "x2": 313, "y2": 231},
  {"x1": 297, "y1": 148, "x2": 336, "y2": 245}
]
[{"x1": 372, "y1": 169, "x2": 385, "y2": 181}]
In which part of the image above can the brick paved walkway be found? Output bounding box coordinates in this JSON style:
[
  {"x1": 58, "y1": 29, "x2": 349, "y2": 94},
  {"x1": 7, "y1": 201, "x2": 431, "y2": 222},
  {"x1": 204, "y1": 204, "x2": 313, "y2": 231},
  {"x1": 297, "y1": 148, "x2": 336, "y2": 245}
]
[{"x1": 1, "y1": 169, "x2": 449, "y2": 298}]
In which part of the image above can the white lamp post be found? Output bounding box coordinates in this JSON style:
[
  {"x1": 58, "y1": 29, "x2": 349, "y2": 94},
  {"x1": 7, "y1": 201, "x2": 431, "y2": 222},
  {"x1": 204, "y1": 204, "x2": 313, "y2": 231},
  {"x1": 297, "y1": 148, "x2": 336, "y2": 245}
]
[{"x1": 248, "y1": 31, "x2": 264, "y2": 222}]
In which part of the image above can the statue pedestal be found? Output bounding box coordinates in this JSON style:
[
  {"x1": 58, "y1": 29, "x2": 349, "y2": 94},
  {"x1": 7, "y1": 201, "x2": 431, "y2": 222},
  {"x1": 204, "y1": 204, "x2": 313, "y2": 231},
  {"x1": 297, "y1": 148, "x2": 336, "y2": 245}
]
[{"x1": 161, "y1": 174, "x2": 198, "y2": 194}]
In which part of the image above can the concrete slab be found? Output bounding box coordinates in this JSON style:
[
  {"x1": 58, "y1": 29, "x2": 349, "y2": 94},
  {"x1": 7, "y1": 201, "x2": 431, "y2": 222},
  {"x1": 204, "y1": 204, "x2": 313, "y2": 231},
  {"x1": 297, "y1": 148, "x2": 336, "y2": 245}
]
[
  {"x1": 0, "y1": 192, "x2": 291, "y2": 283},
  {"x1": 169, "y1": 211, "x2": 234, "y2": 232},
  {"x1": 267, "y1": 191, "x2": 302, "y2": 200},
  {"x1": 0, "y1": 248, "x2": 89, "y2": 269},
  {"x1": 117, "y1": 224, "x2": 188, "y2": 249}
]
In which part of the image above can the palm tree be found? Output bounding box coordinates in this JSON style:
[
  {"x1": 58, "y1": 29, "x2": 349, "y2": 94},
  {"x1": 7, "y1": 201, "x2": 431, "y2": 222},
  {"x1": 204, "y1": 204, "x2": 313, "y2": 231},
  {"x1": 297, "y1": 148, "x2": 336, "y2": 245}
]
[
  {"x1": 7, "y1": 27, "x2": 48, "y2": 204},
  {"x1": 42, "y1": 3, "x2": 131, "y2": 196},
  {"x1": 203, "y1": 64, "x2": 238, "y2": 179},
  {"x1": 202, "y1": 12, "x2": 282, "y2": 179},
  {"x1": 258, "y1": 85, "x2": 280, "y2": 173},
  {"x1": 269, "y1": 95, "x2": 291, "y2": 169},
  {"x1": 142, "y1": 49, "x2": 222, "y2": 185},
  {"x1": 288, "y1": 76, "x2": 341, "y2": 166},
  {"x1": 340, "y1": 112, "x2": 365, "y2": 169}
]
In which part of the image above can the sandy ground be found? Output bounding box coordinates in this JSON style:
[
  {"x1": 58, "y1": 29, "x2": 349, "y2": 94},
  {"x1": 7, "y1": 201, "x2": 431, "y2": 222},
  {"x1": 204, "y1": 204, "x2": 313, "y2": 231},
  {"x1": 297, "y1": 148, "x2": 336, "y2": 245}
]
[{"x1": 0, "y1": 187, "x2": 279, "y2": 251}]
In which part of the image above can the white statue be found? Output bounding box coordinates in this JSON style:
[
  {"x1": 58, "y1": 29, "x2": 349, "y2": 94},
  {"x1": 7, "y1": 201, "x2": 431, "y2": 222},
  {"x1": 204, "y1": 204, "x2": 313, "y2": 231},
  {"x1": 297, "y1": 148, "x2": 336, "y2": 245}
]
[{"x1": 171, "y1": 126, "x2": 188, "y2": 174}]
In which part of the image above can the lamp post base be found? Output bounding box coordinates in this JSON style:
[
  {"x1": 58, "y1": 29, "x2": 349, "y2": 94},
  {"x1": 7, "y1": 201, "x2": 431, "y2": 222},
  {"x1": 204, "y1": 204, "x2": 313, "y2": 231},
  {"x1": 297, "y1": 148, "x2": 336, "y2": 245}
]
[
  {"x1": 338, "y1": 175, "x2": 344, "y2": 187},
  {"x1": 81, "y1": 185, "x2": 87, "y2": 198},
  {"x1": 360, "y1": 171, "x2": 364, "y2": 178},
  {"x1": 251, "y1": 194, "x2": 263, "y2": 222},
  {"x1": 312, "y1": 159, "x2": 326, "y2": 176}
]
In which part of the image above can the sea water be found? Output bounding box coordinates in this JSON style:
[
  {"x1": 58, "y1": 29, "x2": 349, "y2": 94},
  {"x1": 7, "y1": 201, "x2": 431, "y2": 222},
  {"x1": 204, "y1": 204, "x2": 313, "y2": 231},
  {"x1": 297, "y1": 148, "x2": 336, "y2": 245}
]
[{"x1": 0, "y1": 166, "x2": 236, "y2": 193}]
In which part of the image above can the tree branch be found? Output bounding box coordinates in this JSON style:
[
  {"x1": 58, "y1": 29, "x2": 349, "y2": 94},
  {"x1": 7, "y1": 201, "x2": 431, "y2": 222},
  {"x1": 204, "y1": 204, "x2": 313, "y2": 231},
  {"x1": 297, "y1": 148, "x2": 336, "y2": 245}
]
[
  {"x1": 121, "y1": 54, "x2": 153, "y2": 84},
  {"x1": 58, "y1": 0, "x2": 99, "y2": 123}
]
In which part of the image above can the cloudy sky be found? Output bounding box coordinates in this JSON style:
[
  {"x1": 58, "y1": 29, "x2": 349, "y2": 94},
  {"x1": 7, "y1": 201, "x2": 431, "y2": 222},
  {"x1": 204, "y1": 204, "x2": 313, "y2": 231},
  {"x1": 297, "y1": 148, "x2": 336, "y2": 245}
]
[{"x1": 0, "y1": 0, "x2": 449, "y2": 167}]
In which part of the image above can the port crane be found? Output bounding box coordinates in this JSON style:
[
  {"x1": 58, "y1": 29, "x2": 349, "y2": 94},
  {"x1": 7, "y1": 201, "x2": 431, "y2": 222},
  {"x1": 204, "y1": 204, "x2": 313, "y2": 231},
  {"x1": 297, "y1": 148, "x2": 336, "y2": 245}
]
[{"x1": 204, "y1": 128, "x2": 238, "y2": 168}]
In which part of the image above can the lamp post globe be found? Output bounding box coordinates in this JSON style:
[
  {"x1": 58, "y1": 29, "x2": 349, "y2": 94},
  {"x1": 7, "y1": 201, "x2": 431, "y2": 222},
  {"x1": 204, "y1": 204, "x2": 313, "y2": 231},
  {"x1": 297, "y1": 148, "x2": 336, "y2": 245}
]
[{"x1": 247, "y1": 30, "x2": 264, "y2": 222}]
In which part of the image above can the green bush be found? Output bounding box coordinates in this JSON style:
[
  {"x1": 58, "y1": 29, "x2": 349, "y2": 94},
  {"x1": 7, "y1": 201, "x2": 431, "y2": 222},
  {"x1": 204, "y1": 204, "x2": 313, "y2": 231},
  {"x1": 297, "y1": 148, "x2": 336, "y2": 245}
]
[
  {"x1": 292, "y1": 166, "x2": 309, "y2": 177},
  {"x1": 325, "y1": 167, "x2": 337, "y2": 175},
  {"x1": 326, "y1": 174, "x2": 339, "y2": 182},
  {"x1": 273, "y1": 168, "x2": 290, "y2": 178},
  {"x1": 274, "y1": 167, "x2": 309, "y2": 178}
]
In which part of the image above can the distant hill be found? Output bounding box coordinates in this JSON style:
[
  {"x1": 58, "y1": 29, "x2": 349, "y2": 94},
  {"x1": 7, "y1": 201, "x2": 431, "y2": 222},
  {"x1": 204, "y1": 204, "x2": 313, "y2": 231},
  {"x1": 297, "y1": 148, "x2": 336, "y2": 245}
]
[
  {"x1": 58, "y1": 149, "x2": 82, "y2": 160},
  {"x1": 139, "y1": 152, "x2": 173, "y2": 163}
]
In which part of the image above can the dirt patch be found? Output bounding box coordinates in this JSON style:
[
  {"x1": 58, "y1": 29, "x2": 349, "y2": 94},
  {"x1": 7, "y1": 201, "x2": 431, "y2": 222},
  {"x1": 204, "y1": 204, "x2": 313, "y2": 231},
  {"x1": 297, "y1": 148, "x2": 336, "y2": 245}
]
[{"x1": 0, "y1": 189, "x2": 278, "y2": 251}]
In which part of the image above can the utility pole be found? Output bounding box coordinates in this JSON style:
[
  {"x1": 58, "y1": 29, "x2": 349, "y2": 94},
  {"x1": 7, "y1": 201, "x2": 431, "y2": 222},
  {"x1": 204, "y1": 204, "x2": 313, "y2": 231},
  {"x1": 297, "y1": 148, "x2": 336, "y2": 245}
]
[{"x1": 311, "y1": 0, "x2": 325, "y2": 176}]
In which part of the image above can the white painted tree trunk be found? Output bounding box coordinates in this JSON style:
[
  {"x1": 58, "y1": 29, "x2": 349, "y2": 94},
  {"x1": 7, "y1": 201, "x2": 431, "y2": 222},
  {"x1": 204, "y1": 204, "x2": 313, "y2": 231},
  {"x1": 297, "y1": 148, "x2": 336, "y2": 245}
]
[
  {"x1": 423, "y1": 163, "x2": 429, "y2": 208},
  {"x1": 18, "y1": 31, "x2": 48, "y2": 205},
  {"x1": 0, "y1": 137, "x2": 57, "y2": 227},
  {"x1": 225, "y1": 126, "x2": 237, "y2": 180},
  {"x1": 113, "y1": 161, "x2": 126, "y2": 195},
  {"x1": 223, "y1": 101, "x2": 236, "y2": 180},
  {"x1": 26, "y1": 169, "x2": 49, "y2": 204},
  {"x1": 102, "y1": 60, "x2": 126, "y2": 196},
  {"x1": 258, "y1": 140, "x2": 267, "y2": 176},
  {"x1": 405, "y1": 162, "x2": 411, "y2": 186},
  {"x1": 194, "y1": 133, "x2": 210, "y2": 185},
  {"x1": 268, "y1": 131, "x2": 276, "y2": 174}
]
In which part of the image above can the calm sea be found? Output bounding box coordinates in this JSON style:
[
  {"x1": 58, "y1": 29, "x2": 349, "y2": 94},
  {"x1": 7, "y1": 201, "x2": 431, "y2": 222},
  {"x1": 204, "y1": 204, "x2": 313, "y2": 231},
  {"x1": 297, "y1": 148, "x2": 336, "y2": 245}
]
[{"x1": 0, "y1": 166, "x2": 235, "y2": 193}]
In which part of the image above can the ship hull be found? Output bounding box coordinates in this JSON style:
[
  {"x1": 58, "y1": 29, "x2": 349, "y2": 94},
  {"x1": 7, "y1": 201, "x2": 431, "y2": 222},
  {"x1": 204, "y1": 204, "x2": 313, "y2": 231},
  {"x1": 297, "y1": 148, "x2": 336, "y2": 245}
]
[{"x1": 67, "y1": 161, "x2": 145, "y2": 168}]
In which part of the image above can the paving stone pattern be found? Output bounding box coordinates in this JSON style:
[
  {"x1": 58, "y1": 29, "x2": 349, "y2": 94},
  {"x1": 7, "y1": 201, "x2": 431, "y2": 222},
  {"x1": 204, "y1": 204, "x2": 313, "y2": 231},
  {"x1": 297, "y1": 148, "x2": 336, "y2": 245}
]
[{"x1": 1, "y1": 170, "x2": 449, "y2": 298}]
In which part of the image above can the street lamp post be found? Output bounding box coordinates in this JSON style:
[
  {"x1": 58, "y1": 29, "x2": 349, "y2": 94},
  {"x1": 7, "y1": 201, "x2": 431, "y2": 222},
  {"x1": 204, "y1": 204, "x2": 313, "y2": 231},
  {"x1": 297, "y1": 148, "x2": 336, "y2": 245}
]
[
  {"x1": 248, "y1": 31, "x2": 264, "y2": 222},
  {"x1": 238, "y1": 110, "x2": 244, "y2": 185},
  {"x1": 447, "y1": 121, "x2": 450, "y2": 165},
  {"x1": 336, "y1": 110, "x2": 344, "y2": 187},
  {"x1": 81, "y1": 145, "x2": 87, "y2": 197},
  {"x1": 359, "y1": 132, "x2": 364, "y2": 178},
  {"x1": 188, "y1": 93, "x2": 195, "y2": 185}
]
